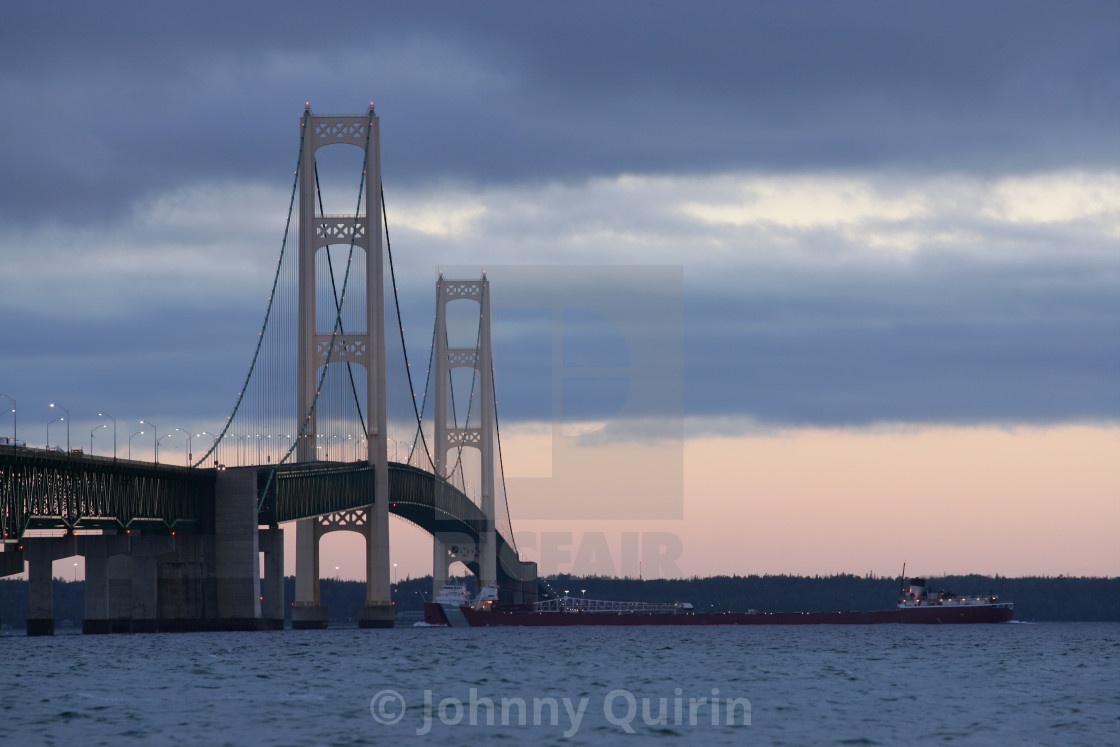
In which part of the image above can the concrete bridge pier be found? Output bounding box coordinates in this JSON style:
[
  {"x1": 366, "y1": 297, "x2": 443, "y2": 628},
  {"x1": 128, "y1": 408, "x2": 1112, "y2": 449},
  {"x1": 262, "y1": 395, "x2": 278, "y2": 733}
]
[
  {"x1": 27, "y1": 553, "x2": 55, "y2": 636},
  {"x1": 358, "y1": 505, "x2": 393, "y2": 628},
  {"x1": 259, "y1": 527, "x2": 284, "y2": 629},
  {"x1": 214, "y1": 468, "x2": 260, "y2": 626},
  {"x1": 106, "y1": 553, "x2": 133, "y2": 632},
  {"x1": 82, "y1": 546, "x2": 109, "y2": 633},
  {"x1": 23, "y1": 536, "x2": 78, "y2": 636},
  {"x1": 81, "y1": 534, "x2": 130, "y2": 634},
  {"x1": 129, "y1": 534, "x2": 175, "y2": 632},
  {"x1": 292, "y1": 517, "x2": 327, "y2": 629},
  {"x1": 0, "y1": 544, "x2": 23, "y2": 630},
  {"x1": 432, "y1": 536, "x2": 451, "y2": 597},
  {"x1": 505, "y1": 560, "x2": 539, "y2": 607}
]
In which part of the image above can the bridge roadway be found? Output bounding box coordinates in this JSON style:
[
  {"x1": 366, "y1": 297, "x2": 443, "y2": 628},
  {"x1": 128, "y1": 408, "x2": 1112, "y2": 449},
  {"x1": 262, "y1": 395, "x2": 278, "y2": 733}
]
[{"x1": 0, "y1": 446, "x2": 532, "y2": 590}]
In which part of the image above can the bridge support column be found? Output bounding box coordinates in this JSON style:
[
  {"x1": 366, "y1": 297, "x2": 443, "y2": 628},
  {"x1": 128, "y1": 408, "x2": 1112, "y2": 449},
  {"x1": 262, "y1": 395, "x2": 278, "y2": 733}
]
[
  {"x1": 130, "y1": 535, "x2": 174, "y2": 633},
  {"x1": 82, "y1": 543, "x2": 110, "y2": 634},
  {"x1": 106, "y1": 553, "x2": 133, "y2": 632},
  {"x1": 23, "y1": 536, "x2": 77, "y2": 636},
  {"x1": 510, "y1": 560, "x2": 539, "y2": 606},
  {"x1": 79, "y1": 534, "x2": 132, "y2": 633},
  {"x1": 27, "y1": 554, "x2": 54, "y2": 636},
  {"x1": 359, "y1": 506, "x2": 393, "y2": 628},
  {"x1": 214, "y1": 468, "x2": 261, "y2": 625},
  {"x1": 0, "y1": 544, "x2": 23, "y2": 631},
  {"x1": 432, "y1": 537, "x2": 451, "y2": 597},
  {"x1": 292, "y1": 517, "x2": 327, "y2": 629},
  {"x1": 260, "y1": 528, "x2": 284, "y2": 629}
]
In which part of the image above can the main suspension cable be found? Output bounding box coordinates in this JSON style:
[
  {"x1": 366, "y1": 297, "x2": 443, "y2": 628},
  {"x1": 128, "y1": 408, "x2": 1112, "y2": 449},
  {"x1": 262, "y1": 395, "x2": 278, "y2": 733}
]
[
  {"x1": 192, "y1": 115, "x2": 307, "y2": 468},
  {"x1": 491, "y1": 361, "x2": 518, "y2": 556},
  {"x1": 382, "y1": 186, "x2": 435, "y2": 470}
]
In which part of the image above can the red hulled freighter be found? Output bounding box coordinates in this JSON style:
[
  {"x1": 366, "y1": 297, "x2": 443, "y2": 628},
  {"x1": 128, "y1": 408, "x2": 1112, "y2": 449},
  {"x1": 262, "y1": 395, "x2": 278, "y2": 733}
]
[{"x1": 423, "y1": 577, "x2": 1014, "y2": 627}]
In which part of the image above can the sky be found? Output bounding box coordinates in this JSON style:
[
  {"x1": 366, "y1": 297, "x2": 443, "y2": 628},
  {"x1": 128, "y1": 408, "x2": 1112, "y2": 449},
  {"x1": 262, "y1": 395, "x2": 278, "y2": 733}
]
[{"x1": 1, "y1": 2, "x2": 1117, "y2": 582}]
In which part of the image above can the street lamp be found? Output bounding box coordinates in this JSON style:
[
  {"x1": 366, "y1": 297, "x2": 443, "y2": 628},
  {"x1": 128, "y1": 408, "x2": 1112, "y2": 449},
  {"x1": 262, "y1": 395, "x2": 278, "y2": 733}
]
[
  {"x1": 197, "y1": 431, "x2": 220, "y2": 467},
  {"x1": 174, "y1": 427, "x2": 192, "y2": 466},
  {"x1": 157, "y1": 431, "x2": 180, "y2": 464},
  {"x1": 139, "y1": 420, "x2": 157, "y2": 463},
  {"x1": 231, "y1": 434, "x2": 247, "y2": 466},
  {"x1": 271, "y1": 433, "x2": 292, "y2": 461},
  {"x1": 90, "y1": 423, "x2": 108, "y2": 454},
  {"x1": 0, "y1": 393, "x2": 15, "y2": 443},
  {"x1": 46, "y1": 416, "x2": 63, "y2": 450},
  {"x1": 128, "y1": 430, "x2": 145, "y2": 460},
  {"x1": 393, "y1": 562, "x2": 398, "y2": 584},
  {"x1": 49, "y1": 403, "x2": 70, "y2": 452},
  {"x1": 98, "y1": 412, "x2": 117, "y2": 459}
]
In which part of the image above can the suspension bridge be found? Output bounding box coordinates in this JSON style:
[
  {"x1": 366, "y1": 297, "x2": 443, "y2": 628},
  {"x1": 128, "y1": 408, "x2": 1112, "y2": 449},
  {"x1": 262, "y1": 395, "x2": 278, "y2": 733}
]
[{"x1": 0, "y1": 104, "x2": 540, "y2": 634}]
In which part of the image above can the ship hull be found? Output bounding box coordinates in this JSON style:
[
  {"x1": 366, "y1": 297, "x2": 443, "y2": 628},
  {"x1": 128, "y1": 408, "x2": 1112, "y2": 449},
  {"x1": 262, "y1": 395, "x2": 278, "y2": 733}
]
[{"x1": 424, "y1": 602, "x2": 1013, "y2": 627}]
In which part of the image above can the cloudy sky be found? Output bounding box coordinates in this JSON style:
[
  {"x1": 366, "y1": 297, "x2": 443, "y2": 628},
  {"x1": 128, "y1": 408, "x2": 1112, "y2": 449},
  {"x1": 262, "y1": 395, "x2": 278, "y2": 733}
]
[{"x1": 2, "y1": 2, "x2": 1117, "y2": 580}]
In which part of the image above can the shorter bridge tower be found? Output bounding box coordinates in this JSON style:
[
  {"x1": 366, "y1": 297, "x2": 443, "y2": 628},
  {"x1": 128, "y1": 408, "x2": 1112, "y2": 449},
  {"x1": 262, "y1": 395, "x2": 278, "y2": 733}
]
[{"x1": 432, "y1": 274, "x2": 497, "y2": 595}]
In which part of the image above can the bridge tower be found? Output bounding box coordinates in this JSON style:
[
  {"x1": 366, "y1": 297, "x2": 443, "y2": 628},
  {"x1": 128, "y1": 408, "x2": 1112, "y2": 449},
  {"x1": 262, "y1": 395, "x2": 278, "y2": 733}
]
[
  {"x1": 291, "y1": 105, "x2": 393, "y2": 629},
  {"x1": 431, "y1": 275, "x2": 497, "y2": 595}
]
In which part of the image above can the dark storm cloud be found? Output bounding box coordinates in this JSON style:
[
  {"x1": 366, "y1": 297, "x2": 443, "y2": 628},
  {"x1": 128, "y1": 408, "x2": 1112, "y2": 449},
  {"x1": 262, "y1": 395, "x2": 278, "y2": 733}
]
[
  {"x1": 682, "y1": 282, "x2": 1120, "y2": 427},
  {"x1": 1, "y1": 2, "x2": 1117, "y2": 433},
  {"x1": 1, "y1": 1, "x2": 1116, "y2": 225},
  {"x1": 470, "y1": 244, "x2": 1119, "y2": 427}
]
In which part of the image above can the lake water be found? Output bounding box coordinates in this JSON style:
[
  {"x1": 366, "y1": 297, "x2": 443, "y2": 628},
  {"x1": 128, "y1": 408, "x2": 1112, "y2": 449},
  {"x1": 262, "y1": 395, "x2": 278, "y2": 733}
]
[{"x1": 3, "y1": 622, "x2": 1117, "y2": 745}]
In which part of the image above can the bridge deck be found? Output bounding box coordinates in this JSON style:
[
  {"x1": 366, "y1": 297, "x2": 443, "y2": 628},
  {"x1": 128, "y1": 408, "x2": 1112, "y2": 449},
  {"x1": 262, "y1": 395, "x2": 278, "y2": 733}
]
[{"x1": 1, "y1": 448, "x2": 533, "y2": 589}]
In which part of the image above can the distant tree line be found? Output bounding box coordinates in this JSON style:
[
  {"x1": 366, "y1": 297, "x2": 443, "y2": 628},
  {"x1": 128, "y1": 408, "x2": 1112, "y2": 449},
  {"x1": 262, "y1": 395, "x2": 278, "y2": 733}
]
[{"x1": 1, "y1": 573, "x2": 1116, "y2": 629}]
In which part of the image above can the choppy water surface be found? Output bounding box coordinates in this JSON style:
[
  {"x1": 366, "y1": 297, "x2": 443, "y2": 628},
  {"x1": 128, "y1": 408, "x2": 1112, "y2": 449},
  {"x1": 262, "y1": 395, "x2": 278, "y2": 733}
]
[{"x1": 2, "y1": 622, "x2": 1117, "y2": 745}]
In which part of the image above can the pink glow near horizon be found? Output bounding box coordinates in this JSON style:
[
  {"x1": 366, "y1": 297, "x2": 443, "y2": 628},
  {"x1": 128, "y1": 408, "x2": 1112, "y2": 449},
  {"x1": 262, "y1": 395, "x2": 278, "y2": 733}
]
[
  {"x1": 33, "y1": 424, "x2": 1115, "y2": 583},
  {"x1": 300, "y1": 423, "x2": 1120, "y2": 583}
]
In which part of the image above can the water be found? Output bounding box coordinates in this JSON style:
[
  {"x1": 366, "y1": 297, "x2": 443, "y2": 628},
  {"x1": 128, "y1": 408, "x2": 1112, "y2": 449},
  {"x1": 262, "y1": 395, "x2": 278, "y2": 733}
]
[{"x1": 3, "y1": 623, "x2": 1117, "y2": 745}]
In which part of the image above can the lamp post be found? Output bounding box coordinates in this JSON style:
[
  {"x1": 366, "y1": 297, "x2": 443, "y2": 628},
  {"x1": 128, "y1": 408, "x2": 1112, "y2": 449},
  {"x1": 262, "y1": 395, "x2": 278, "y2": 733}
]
[
  {"x1": 49, "y1": 403, "x2": 70, "y2": 452},
  {"x1": 128, "y1": 430, "x2": 145, "y2": 460},
  {"x1": 231, "y1": 434, "x2": 247, "y2": 466},
  {"x1": 140, "y1": 420, "x2": 157, "y2": 463},
  {"x1": 275, "y1": 433, "x2": 293, "y2": 462},
  {"x1": 157, "y1": 432, "x2": 178, "y2": 465},
  {"x1": 98, "y1": 412, "x2": 117, "y2": 459},
  {"x1": 90, "y1": 423, "x2": 108, "y2": 454},
  {"x1": 174, "y1": 427, "x2": 192, "y2": 466},
  {"x1": 0, "y1": 393, "x2": 15, "y2": 443},
  {"x1": 197, "y1": 431, "x2": 219, "y2": 467},
  {"x1": 46, "y1": 416, "x2": 63, "y2": 450}
]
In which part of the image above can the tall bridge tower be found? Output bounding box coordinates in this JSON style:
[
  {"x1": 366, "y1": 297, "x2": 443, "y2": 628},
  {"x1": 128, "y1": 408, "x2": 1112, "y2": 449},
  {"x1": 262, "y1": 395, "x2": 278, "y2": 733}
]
[
  {"x1": 432, "y1": 275, "x2": 497, "y2": 594},
  {"x1": 291, "y1": 105, "x2": 393, "y2": 628}
]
